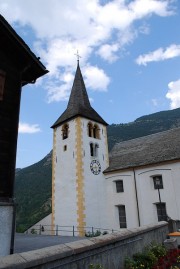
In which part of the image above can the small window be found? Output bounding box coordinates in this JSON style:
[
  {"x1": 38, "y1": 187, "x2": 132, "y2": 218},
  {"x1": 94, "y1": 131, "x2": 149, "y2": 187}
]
[
  {"x1": 94, "y1": 144, "x2": 99, "y2": 157},
  {"x1": 90, "y1": 143, "x2": 94, "y2": 156},
  {"x1": 117, "y1": 205, "x2": 127, "y2": 228},
  {"x1": 62, "y1": 124, "x2": 69, "y2": 140},
  {"x1": 0, "y1": 70, "x2": 6, "y2": 101},
  {"x1": 64, "y1": 145, "x2": 67, "y2": 151},
  {"x1": 156, "y1": 203, "x2": 167, "y2": 221},
  {"x1": 153, "y1": 175, "x2": 163, "y2": 189},
  {"x1": 116, "y1": 180, "x2": 124, "y2": 193}
]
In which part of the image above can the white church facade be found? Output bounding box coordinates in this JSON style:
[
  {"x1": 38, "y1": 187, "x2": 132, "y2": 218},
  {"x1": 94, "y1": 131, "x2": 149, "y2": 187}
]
[
  {"x1": 48, "y1": 63, "x2": 180, "y2": 236},
  {"x1": 104, "y1": 132, "x2": 180, "y2": 231}
]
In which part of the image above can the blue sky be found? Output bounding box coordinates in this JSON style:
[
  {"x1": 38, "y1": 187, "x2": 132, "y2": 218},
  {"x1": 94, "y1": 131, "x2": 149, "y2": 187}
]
[{"x1": 1, "y1": 0, "x2": 180, "y2": 168}]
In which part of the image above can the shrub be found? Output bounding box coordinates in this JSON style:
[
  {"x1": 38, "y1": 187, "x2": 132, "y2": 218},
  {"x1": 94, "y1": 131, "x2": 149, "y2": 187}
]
[
  {"x1": 89, "y1": 264, "x2": 104, "y2": 269},
  {"x1": 124, "y1": 242, "x2": 167, "y2": 269},
  {"x1": 147, "y1": 241, "x2": 167, "y2": 258},
  {"x1": 133, "y1": 250, "x2": 157, "y2": 269},
  {"x1": 30, "y1": 228, "x2": 37, "y2": 234},
  {"x1": 85, "y1": 230, "x2": 102, "y2": 237},
  {"x1": 124, "y1": 257, "x2": 139, "y2": 269}
]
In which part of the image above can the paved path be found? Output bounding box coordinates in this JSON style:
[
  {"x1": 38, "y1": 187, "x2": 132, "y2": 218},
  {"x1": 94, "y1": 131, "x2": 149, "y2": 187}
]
[{"x1": 14, "y1": 233, "x2": 84, "y2": 253}]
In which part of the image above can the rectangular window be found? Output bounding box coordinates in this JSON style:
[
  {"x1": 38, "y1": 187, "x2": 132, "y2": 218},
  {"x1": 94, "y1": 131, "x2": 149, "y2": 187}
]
[
  {"x1": 118, "y1": 205, "x2": 127, "y2": 228},
  {"x1": 63, "y1": 145, "x2": 67, "y2": 151},
  {"x1": 153, "y1": 175, "x2": 163, "y2": 189},
  {"x1": 116, "y1": 180, "x2": 124, "y2": 193},
  {"x1": 0, "y1": 70, "x2": 6, "y2": 101},
  {"x1": 156, "y1": 203, "x2": 167, "y2": 221}
]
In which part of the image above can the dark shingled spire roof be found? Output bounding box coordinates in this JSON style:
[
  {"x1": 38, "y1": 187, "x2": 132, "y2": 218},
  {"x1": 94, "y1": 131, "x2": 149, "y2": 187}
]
[{"x1": 52, "y1": 63, "x2": 108, "y2": 128}]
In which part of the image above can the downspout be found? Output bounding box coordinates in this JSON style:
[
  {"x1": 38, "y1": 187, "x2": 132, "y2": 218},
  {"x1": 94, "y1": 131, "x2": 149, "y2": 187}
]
[{"x1": 133, "y1": 168, "x2": 141, "y2": 227}]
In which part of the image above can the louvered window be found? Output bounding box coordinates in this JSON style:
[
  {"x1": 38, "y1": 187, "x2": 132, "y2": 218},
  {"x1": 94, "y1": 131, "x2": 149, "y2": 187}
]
[
  {"x1": 117, "y1": 205, "x2": 127, "y2": 228},
  {"x1": 116, "y1": 180, "x2": 124, "y2": 193},
  {"x1": 156, "y1": 203, "x2": 167, "y2": 221},
  {"x1": 153, "y1": 175, "x2": 163, "y2": 189}
]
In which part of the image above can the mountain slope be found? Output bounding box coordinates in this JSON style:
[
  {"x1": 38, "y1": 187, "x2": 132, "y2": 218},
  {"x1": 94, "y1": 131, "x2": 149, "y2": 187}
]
[
  {"x1": 107, "y1": 108, "x2": 180, "y2": 150},
  {"x1": 15, "y1": 152, "x2": 52, "y2": 232},
  {"x1": 15, "y1": 108, "x2": 180, "y2": 231}
]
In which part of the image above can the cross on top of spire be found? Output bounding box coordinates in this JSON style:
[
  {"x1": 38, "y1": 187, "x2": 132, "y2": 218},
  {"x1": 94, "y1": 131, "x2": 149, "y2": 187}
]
[{"x1": 74, "y1": 50, "x2": 81, "y2": 64}]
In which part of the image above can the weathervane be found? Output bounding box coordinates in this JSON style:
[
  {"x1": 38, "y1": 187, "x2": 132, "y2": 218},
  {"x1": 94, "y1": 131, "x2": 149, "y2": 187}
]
[{"x1": 74, "y1": 50, "x2": 81, "y2": 64}]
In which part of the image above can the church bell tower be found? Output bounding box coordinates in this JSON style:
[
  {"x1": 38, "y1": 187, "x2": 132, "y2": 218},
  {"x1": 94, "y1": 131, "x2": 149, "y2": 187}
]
[{"x1": 51, "y1": 62, "x2": 109, "y2": 236}]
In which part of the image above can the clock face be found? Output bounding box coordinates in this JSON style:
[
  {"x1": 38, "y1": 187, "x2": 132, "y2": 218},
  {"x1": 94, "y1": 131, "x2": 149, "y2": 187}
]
[{"x1": 90, "y1": 160, "x2": 101, "y2": 175}]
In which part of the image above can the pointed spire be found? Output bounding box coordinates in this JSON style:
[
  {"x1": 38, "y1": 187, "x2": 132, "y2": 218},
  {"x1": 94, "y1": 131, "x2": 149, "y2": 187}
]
[
  {"x1": 51, "y1": 63, "x2": 108, "y2": 128},
  {"x1": 67, "y1": 63, "x2": 91, "y2": 109}
]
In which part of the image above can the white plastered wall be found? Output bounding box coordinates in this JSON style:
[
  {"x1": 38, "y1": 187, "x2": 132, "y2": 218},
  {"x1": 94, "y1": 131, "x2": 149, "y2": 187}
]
[
  {"x1": 53, "y1": 117, "x2": 110, "y2": 234},
  {"x1": 135, "y1": 162, "x2": 180, "y2": 225},
  {"x1": 82, "y1": 119, "x2": 109, "y2": 231},
  {"x1": 54, "y1": 119, "x2": 78, "y2": 232},
  {"x1": 105, "y1": 171, "x2": 139, "y2": 230},
  {"x1": 105, "y1": 161, "x2": 180, "y2": 230},
  {"x1": 26, "y1": 214, "x2": 52, "y2": 235}
]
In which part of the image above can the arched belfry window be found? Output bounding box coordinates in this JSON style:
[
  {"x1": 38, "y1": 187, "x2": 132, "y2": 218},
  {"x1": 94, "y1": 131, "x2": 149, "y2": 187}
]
[
  {"x1": 62, "y1": 123, "x2": 69, "y2": 140},
  {"x1": 88, "y1": 122, "x2": 93, "y2": 137},
  {"x1": 87, "y1": 122, "x2": 100, "y2": 139},
  {"x1": 93, "y1": 124, "x2": 100, "y2": 139}
]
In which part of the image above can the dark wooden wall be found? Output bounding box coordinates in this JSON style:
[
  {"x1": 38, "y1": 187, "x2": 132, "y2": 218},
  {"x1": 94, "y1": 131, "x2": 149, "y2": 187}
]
[{"x1": 0, "y1": 52, "x2": 22, "y2": 200}]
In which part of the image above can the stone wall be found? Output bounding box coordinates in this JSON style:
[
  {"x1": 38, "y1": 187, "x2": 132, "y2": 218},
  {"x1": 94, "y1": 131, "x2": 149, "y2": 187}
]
[
  {"x1": 0, "y1": 203, "x2": 13, "y2": 256},
  {"x1": 0, "y1": 222, "x2": 168, "y2": 269}
]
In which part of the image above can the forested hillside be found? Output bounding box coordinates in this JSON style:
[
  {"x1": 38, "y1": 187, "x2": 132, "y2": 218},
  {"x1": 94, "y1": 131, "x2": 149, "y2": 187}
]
[
  {"x1": 15, "y1": 108, "x2": 180, "y2": 231},
  {"x1": 15, "y1": 152, "x2": 52, "y2": 232},
  {"x1": 107, "y1": 108, "x2": 180, "y2": 150}
]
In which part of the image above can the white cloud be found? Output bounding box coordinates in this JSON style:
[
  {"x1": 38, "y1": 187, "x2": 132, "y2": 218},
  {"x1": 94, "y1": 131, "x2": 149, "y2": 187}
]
[
  {"x1": 84, "y1": 65, "x2": 110, "y2": 91},
  {"x1": 166, "y1": 79, "x2": 180, "y2": 109},
  {"x1": 0, "y1": 0, "x2": 175, "y2": 102},
  {"x1": 89, "y1": 97, "x2": 94, "y2": 103},
  {"x1": 46, "y1": 65, "x2": 110, "y2": 103},
  {"x1": 97, "y1": 44, "x2": 119, "y2": 63},
  {"x1": 129, "y1": 0, "x2": 174, "y2": 18},
  {"x1": 46, "y1": 71, "x2": 74, "y2": 103},
  {"x1": 35, "y1": 39, "x2": 92, "y2": 77},
  {"x1": 46, "y1": 81, "x2": 71, "y2": 103},
  {"x1": 151, "y1": 98, "x2": 158, "y2": 107},
  {"x1": 19, "y1": 122, "x2": 41, "y2": 134},
  {"x1": 136, "y1": 44, "x2": 180, "y2": 65}
]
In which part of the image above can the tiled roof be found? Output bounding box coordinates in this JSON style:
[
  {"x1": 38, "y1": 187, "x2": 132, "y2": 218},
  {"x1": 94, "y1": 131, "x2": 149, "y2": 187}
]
[
  {"x1": 51, "y1": 63, "x2": 108, "y2": 128},
  {"x1": 105, "y1": 127, "x2": 180, "y2": 172}
]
